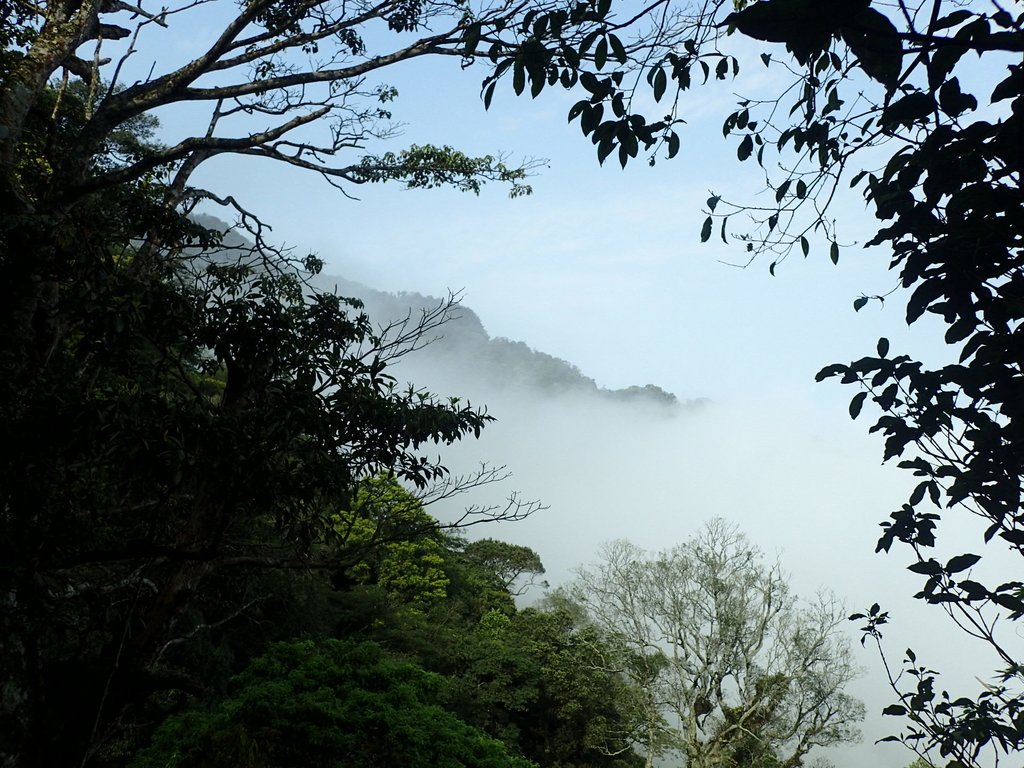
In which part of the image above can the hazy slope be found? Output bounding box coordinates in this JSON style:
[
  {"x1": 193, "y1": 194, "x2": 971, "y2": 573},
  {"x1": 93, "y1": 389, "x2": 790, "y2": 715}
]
[{"x1": 316, "y1": 273, "x2": 700, "y2": 411}]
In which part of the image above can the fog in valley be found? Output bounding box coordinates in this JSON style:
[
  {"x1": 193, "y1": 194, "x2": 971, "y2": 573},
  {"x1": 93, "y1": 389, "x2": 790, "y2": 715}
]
[{"x1": 312, "y1": 272, "x2": 1001, "y2": 768}]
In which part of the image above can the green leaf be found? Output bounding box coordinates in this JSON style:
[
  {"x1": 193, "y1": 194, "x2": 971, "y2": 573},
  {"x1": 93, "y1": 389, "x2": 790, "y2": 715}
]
[{"x1": 700, "y1": 216, "x2": 712, "y2": 242}]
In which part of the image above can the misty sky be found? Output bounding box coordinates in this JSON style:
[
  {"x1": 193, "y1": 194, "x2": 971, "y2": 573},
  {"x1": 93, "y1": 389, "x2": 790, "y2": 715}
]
[{"x1": 132, "y1": 13, "x2": 1011, "y2": 768}]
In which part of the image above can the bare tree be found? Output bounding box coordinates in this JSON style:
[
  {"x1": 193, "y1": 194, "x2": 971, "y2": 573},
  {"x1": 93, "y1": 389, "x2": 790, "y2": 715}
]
[{"x1": 565, "y1": 518, "x2": 864, "y2": 768}]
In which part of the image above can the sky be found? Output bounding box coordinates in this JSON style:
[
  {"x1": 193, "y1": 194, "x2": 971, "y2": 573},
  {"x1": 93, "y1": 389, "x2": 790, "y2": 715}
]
[{"x1": 119, "y1": 5, "x2": 1016, "y2": 767}]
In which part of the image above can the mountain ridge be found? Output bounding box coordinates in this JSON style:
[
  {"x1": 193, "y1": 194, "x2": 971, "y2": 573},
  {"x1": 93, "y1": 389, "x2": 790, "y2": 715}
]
[
  {"x1": 191, "y1": 214, "x2": 701, "y2": 410},
  {"x1": 315, "y1": 274, "x2": 703, "y2": 411}
]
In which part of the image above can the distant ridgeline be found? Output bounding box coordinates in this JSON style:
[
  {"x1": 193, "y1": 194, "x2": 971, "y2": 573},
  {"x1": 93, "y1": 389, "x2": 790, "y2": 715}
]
[
  {"x1": 191, "y1": 215, "x2": 699, "y2": 410},
  {"x1": 318, "y1": 274, "x2": 700, "y2": 411}
]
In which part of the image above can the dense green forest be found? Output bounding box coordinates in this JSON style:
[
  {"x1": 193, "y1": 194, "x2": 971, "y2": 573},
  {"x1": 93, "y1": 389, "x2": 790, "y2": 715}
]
[{"x1": 2, "y1": 0, "x2": 1022, "y2": 766}]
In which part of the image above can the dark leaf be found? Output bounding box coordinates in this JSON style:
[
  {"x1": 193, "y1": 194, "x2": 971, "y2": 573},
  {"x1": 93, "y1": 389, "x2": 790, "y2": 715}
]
[
  {"x1": 931, "y1": 9, "x2": 973, "y2": 31},
  {"x1": 910, "y1": 481, "x2": 927, "y2": 506},
  {"x1": 849, "y1": 391, "x2": 867, "y2": 419},
  {"x1": 992, "y1": 68, "x2": 1022, "y2": 102},
  {"x1": 608, "y1": 33, "x2": 627, "y2": 64},
  {"x1": 842, "y1": 7, "x2": 903, "y2": 88},
  {"x1": 907, "y1": 559, "x2": 943, "y2": 576},
  {"x1": 938, "y1": 77, "x2": 978, "y2": 117},
  {"x1": 945, "y1": 553, "x2": 980, "y2": 574},
  {"x1": 737, "y1": 134, "x2": 753, "y2": 161},
  {"x1": 815, "y1": 364, "x2": 846, "y2": 382},
  {"x1": 653, "y1": 67, "x2": 667, "y2": 101},
  {"x1": 512, "y1": 61, "x2": 526, "y2": 95},
  {"x1": 594, "y1": 37, "x2": 608, "y2": 70},
  {"x1": 881, "y1": 92, "x2": 935, "y2": 127},
  {"x1": 667, "y1": 132, "x2": 680, "y2": 158}
]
